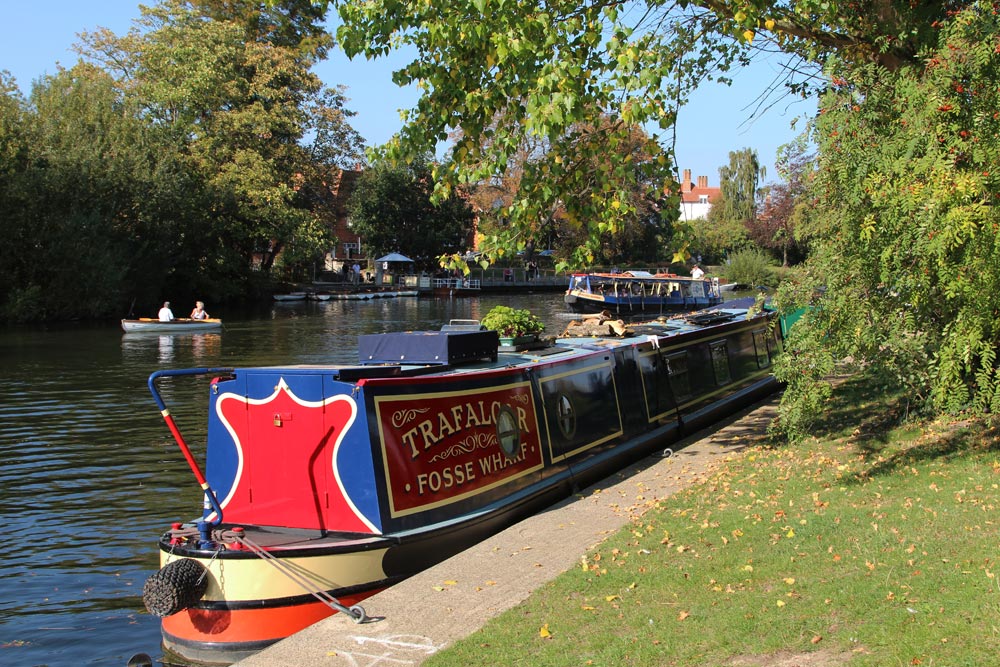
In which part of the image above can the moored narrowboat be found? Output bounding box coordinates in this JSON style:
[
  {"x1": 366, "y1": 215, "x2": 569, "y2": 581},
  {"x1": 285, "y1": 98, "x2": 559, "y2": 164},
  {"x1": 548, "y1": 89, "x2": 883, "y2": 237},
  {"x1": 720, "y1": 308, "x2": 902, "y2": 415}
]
[{"x1": 142, "y1": 300, "x2": 782, "y2": 665}]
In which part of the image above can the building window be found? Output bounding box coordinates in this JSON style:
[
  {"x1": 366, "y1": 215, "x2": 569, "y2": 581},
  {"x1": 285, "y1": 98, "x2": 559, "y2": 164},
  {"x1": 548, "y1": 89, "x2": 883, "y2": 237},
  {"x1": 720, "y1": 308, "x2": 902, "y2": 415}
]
[{"x1": 699, "y1": 195, "x2": 709, "y2": 204}]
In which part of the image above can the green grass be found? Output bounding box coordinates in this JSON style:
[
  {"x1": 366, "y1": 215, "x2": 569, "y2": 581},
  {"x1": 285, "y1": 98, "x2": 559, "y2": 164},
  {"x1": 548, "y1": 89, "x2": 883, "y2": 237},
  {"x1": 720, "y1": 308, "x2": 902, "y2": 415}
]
[{"x1": 425, "y1": 377, "x2": 1000, "y2": 666}]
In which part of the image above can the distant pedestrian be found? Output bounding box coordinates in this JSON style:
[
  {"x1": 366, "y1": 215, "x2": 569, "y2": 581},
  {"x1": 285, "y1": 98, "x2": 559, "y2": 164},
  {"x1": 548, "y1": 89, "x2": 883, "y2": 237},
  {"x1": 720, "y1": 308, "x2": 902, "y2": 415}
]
[
  {"x1": 158, "y1": 302, "x2": 174, "y2": 322},
  {"x1": 691, "y1": 265, "x2": 705, "y2": 280}
]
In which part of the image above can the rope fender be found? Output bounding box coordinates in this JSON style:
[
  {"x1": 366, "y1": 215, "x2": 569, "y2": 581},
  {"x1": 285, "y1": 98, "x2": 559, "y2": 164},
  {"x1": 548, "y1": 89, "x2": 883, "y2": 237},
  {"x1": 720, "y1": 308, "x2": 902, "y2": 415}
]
[{"x1": 142, "y1": 558, "x2": 208, "y2": 617}]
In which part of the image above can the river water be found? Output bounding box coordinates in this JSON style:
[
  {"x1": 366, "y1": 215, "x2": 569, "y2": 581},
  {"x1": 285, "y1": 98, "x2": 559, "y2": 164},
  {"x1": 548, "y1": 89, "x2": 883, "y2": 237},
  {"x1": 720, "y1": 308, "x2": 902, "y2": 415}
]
[{"x1": 0, "y1": 293, "x2": 581, "y2": 667}]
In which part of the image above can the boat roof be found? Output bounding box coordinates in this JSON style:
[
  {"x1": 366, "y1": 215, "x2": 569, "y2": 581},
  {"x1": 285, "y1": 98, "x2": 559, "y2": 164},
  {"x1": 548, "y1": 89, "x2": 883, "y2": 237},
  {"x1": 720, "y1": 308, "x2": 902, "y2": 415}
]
[
  {"x1": 572, "y1": 271, "x2": 701, "y2": 281},
  {"x1": 230, "y1": 301, "x2": 765, "y2": 382}
]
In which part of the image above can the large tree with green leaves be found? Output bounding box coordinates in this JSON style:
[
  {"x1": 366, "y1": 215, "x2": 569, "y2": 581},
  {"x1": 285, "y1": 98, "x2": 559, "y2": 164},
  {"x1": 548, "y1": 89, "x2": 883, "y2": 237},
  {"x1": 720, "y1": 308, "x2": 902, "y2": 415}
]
[
  {"x1": 330, "y1": 0, "x2": 1000, "y2": 436},
  {"x1": 347, "y1": 156, "x2": 475, "y2": 266},
  {"x1": 81, "y1": 0, "x2": 363, "y2": 289},
  {"x1": 332, "y1": 0, "x2": 955, "y2": 262}
]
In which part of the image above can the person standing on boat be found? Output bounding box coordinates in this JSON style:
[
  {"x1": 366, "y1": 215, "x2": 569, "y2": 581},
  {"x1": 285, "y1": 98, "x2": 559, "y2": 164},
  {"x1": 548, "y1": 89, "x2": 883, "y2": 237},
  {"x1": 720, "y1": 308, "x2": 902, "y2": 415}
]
[
  {"x1": 190, "y1": 301, "x2": 209, "y2": 320},
  {"x1": 691, "y1": 265, "x2": 705, "y2": 280},
  {"x1": 158, "y1": 302, "x2": 174, "y2": 322}
]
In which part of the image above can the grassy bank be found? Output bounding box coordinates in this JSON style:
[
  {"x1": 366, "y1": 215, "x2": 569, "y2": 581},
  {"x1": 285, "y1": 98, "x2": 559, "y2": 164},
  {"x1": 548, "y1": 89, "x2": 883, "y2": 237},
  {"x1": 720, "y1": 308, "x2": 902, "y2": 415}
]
[{"x1": 426, "y1": 377, "x2": 1000, "y2": 667}]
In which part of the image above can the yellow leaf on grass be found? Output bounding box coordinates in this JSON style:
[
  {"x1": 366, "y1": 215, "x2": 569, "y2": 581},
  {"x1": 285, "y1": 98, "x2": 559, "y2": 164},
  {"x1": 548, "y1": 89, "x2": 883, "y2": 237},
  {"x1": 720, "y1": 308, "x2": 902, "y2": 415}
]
[
  {"x1": 677, "y1": 610, "x2": 690, "y2": 621},
  {"x1": 539, "y1": 623, "x2": 551, "y2": 638},
  {"x1": 605, "y1": 594, "x2": 620, "y2": 602}
]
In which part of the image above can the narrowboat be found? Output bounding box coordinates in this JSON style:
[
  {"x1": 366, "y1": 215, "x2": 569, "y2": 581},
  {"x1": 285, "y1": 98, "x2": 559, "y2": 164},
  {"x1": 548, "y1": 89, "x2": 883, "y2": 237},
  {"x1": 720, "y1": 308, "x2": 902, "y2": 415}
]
[
  {"x1": 142, "y1": 299, "x2": 781, "y2": 665},
  {"x1": 564, "y1": 270, "x2": 724, "y2": 314},
  {"x1": 121, "y1": 318, "x2": 223, "y2": 333}
]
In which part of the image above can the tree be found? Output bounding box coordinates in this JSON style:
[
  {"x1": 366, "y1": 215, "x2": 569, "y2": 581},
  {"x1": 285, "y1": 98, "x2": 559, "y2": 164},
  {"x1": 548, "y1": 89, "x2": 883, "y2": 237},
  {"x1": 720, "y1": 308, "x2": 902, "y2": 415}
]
[
  {"x1": 773, "y1": 5, "x2": 1000, "y2": 437},
  {"x1": 694, "y1": 148, "x2": 763, "y2": 262},
  {"x1": 80, "y1": 0, "x2": 359, "y2": 288},
  {"x1": 332, "y1": 0, "x2": 959, "y2": 262},
  {"x1": 347, "y1": 156, "x2": 474, "y2": 266},
  {"x1": 331, "y1": 0, "x2": 1000, "y2": 438},
  {"x1": 750, "y1": 136, "x2": 814, "y2": 266}
]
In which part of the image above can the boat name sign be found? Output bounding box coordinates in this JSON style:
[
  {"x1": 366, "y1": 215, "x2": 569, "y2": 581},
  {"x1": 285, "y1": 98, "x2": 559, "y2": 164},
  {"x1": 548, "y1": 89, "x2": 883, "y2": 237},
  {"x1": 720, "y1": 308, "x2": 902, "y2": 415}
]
[{"x1": 374, "y1": 382, "x2": 544, "y2": 517}]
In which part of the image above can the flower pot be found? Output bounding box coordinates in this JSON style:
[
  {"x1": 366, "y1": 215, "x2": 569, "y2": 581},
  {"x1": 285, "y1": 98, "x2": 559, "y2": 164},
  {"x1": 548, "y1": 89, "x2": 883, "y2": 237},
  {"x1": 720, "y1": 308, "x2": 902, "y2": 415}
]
[{"x1": 498, "y1": 334, "x2": 540, "y2": 350}]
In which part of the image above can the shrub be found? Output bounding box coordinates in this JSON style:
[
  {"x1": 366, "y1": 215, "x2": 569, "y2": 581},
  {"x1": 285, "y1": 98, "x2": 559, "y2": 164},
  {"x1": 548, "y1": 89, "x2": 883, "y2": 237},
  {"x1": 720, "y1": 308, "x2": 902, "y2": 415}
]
[
  {"x1": 480, "y1": 305, "x2": 544, "y2": 338},
  {"x1": 723, "y1": 248, "x2": 776, "y2": 288}
]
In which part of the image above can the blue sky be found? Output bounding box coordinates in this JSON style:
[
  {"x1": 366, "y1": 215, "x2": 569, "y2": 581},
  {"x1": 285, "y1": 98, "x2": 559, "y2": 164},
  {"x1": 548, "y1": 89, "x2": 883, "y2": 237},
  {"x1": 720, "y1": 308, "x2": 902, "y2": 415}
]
[{"x1": 1, "y1": 1, "x2": 813, "y2": 184}]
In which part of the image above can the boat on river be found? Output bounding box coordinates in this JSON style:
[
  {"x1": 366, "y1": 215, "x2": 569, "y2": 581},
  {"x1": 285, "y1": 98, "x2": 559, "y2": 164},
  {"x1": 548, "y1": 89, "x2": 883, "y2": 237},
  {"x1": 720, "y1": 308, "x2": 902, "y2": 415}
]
[
  {"x1": 142, "y1": 298, "x2": 782, "y2": 665},
  {"x1": 564, "y1": 270, "x2": 724, "y2": 314},
  {"x1": 120, "y1": 318, "x2": 222, "y2": 333},
  {"x1": 432, "y1": 276, "x2": 481, "y2": 297}
]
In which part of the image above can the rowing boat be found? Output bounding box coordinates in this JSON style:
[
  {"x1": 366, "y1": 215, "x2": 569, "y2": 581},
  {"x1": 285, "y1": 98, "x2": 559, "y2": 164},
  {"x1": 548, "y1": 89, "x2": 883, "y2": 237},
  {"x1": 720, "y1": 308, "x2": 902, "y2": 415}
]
[{"x1": 120, "y1": 318, "x2": 223, "y2": 333}]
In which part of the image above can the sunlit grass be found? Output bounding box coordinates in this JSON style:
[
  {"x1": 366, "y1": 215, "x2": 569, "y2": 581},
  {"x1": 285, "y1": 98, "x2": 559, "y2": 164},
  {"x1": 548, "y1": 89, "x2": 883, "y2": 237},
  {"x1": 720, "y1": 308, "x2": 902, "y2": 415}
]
[{"x1": 426, "y1": 379, "x2": 1000, "y2": 667}]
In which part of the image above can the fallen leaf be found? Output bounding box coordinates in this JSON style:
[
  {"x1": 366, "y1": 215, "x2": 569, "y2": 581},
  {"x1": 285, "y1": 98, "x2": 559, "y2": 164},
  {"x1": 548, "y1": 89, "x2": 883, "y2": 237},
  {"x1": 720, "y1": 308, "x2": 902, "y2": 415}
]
[
  {"x1": 677, "y1": 610, "x2": 690, "y2": 621},
  {"x1": 539, "y1": 623, "x2": 551, "y2": 639},
  {"x1": 444, "y1": 580, "x2": 458, "y2": 586}
]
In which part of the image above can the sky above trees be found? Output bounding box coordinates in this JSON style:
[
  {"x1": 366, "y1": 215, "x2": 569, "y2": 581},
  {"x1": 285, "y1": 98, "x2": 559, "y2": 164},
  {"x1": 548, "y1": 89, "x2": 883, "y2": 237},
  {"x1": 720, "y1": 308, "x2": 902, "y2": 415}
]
[{"x1": 0, "y1": 0, "x2": 810, "y2": 183}]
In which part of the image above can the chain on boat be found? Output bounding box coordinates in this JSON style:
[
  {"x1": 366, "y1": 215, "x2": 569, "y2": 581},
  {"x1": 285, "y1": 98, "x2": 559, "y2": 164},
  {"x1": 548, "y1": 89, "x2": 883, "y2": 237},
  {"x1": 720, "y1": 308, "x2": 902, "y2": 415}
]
[{"x1": 233, "y1": 532, "x2": 369, "y2": 623}]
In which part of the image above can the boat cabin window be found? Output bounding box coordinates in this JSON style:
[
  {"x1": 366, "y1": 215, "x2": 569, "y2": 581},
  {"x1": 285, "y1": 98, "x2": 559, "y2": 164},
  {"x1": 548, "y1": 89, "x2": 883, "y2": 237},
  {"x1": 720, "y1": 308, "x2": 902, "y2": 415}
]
[
  {"x1": 664, "y1": 351, "x2": 691, "y2": 399},
  {"x1": 496, "y1": 406, "x2": 521, "y2": 460},
  {"x1": 752, "y1": 328, "x2": 773, "y2": 368},
  {"x1": 710, "y1": 341, "x2": 732, "y2": 385},
  {"x1": 556, "y1": 394, "x2": 577, "y2": 439}
]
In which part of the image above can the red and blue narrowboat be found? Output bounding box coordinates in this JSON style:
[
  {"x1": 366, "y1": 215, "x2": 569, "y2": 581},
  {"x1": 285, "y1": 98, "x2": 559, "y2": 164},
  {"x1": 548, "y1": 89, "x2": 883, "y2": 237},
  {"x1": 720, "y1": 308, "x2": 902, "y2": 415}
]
[{"x1": 142, "y1": 300, "x2": 781, "y2": 664}]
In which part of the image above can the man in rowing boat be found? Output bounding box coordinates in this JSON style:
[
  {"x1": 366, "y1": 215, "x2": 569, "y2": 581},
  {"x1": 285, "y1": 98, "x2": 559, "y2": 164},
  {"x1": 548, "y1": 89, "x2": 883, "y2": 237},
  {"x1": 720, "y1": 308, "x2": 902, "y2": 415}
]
[
  {"x1": 190, "y1": 301, "x2": 210, "y2": 320},
  {"x1": 158, "y1": 302, "x2": 174, "y2": 322}
]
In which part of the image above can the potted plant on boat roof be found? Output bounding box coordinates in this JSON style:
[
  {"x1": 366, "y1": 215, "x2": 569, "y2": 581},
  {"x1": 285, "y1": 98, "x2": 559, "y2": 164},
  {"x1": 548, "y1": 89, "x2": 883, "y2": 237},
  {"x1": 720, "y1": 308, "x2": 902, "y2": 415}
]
[{"x1": 481, "y1": 305, "x2": 545, "y2": 347}]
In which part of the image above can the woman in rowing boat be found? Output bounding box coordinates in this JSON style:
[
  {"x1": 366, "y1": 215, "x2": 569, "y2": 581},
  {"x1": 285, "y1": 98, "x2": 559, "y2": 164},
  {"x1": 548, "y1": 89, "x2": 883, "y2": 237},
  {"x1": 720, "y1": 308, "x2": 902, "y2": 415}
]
[{"x1": 189, "y1": 301, "x2": 210, "y2": 320}]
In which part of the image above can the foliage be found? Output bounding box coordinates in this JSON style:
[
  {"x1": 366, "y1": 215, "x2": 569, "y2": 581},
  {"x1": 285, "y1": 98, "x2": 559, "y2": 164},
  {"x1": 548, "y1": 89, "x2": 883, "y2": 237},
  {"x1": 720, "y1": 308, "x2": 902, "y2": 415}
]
[
  {"x1": 749, "y1": 135, "x2": 815, "y2": 266},
  {"x1": 0, "y1": 0, "x2": 366, "y2": 321},
  {"x1": 460, "y1": 116, "x2": 678, "y2": 269},
  {"x1": 722, "y1": 248, "x2": 776, "y2": 288},
  {"x1": 695, "y1": 148, "x2": 762, "y2": 263},
  {"x1": 346, "y1": 155, "x2": 474, "y2": 266},
  {"x1": 333, "y1": 0, "x2": 961, "y2": 267},
  {"x1": 480, "y1": 305, "x2": 544, "y2": 338},
  {"x1": 773, "y1": 4, "x2": 1000, "y2": 439}
]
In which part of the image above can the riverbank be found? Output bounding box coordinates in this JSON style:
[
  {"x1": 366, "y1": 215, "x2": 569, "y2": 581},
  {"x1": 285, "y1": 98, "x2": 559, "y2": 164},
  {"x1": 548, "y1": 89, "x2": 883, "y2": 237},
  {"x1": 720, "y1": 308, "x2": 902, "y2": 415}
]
[
  {"x1": 237, "y1": 373, "x2": 1000, "y2": 667},
  {"x1": 234, "y1": 396, "x2": 781, "y2": 667}
]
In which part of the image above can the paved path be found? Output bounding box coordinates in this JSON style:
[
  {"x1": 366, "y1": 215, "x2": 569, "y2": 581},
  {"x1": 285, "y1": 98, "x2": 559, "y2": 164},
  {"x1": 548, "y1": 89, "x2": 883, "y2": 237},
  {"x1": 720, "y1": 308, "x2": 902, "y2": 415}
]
[{"x1": 235, "y1": 397, "x2": 779, "y2": 667}]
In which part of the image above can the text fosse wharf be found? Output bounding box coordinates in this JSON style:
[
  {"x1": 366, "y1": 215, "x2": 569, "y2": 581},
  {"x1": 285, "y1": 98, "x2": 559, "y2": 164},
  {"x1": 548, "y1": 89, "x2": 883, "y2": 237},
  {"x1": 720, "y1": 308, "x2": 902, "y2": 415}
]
[{"x1": 375, "y1": 382, "x2": 545, "y2": 517}]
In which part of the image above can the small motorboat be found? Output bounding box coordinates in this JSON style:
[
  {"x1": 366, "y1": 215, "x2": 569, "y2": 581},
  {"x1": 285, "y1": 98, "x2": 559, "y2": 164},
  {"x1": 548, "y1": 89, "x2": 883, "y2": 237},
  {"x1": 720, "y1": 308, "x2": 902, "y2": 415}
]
[{"x1": 121, "y1": 318, "x2": 223, "y2": 333}]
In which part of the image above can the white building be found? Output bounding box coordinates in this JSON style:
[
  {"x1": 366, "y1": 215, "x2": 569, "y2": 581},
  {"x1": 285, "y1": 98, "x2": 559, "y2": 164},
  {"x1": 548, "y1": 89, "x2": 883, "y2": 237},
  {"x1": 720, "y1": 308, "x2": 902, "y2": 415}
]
[{"x1": 678, "y1": 169, "x2": 721, "y2": 222}]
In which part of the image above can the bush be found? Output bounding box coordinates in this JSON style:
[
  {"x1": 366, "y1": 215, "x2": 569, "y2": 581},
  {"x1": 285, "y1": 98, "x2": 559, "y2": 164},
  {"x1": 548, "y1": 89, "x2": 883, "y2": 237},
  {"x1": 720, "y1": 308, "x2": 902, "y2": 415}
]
[
  {"x1": 723, "y1": 248, "x2": 776, "y2": 288},
  {"x1": 480, "y1": 305, "x2": 544, "y2": 338}
]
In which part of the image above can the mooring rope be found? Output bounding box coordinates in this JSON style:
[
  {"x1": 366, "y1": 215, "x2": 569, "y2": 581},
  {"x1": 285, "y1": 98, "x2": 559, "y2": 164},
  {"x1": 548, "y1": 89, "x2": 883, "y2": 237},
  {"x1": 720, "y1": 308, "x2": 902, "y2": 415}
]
[{"x1": 235, "y1": 534, "x2": 368, "y2": 623}]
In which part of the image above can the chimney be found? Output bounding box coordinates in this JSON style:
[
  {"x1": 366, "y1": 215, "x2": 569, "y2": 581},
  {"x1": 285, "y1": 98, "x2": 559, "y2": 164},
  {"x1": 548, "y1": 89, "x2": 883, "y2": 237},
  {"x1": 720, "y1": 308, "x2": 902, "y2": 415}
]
[
  {"x1": 682, "y1": 169, "x2": 692, "y2": 193},
  {"x1": 697, "y1": 175, "x2": 708, "y2": 189}
]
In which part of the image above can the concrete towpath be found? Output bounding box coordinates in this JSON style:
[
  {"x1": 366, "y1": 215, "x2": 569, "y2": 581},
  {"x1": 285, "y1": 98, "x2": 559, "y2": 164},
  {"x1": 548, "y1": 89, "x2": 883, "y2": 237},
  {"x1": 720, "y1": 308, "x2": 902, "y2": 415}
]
[{"x1": 235, "y1": 396, "x2": 779, "y2": 667}]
